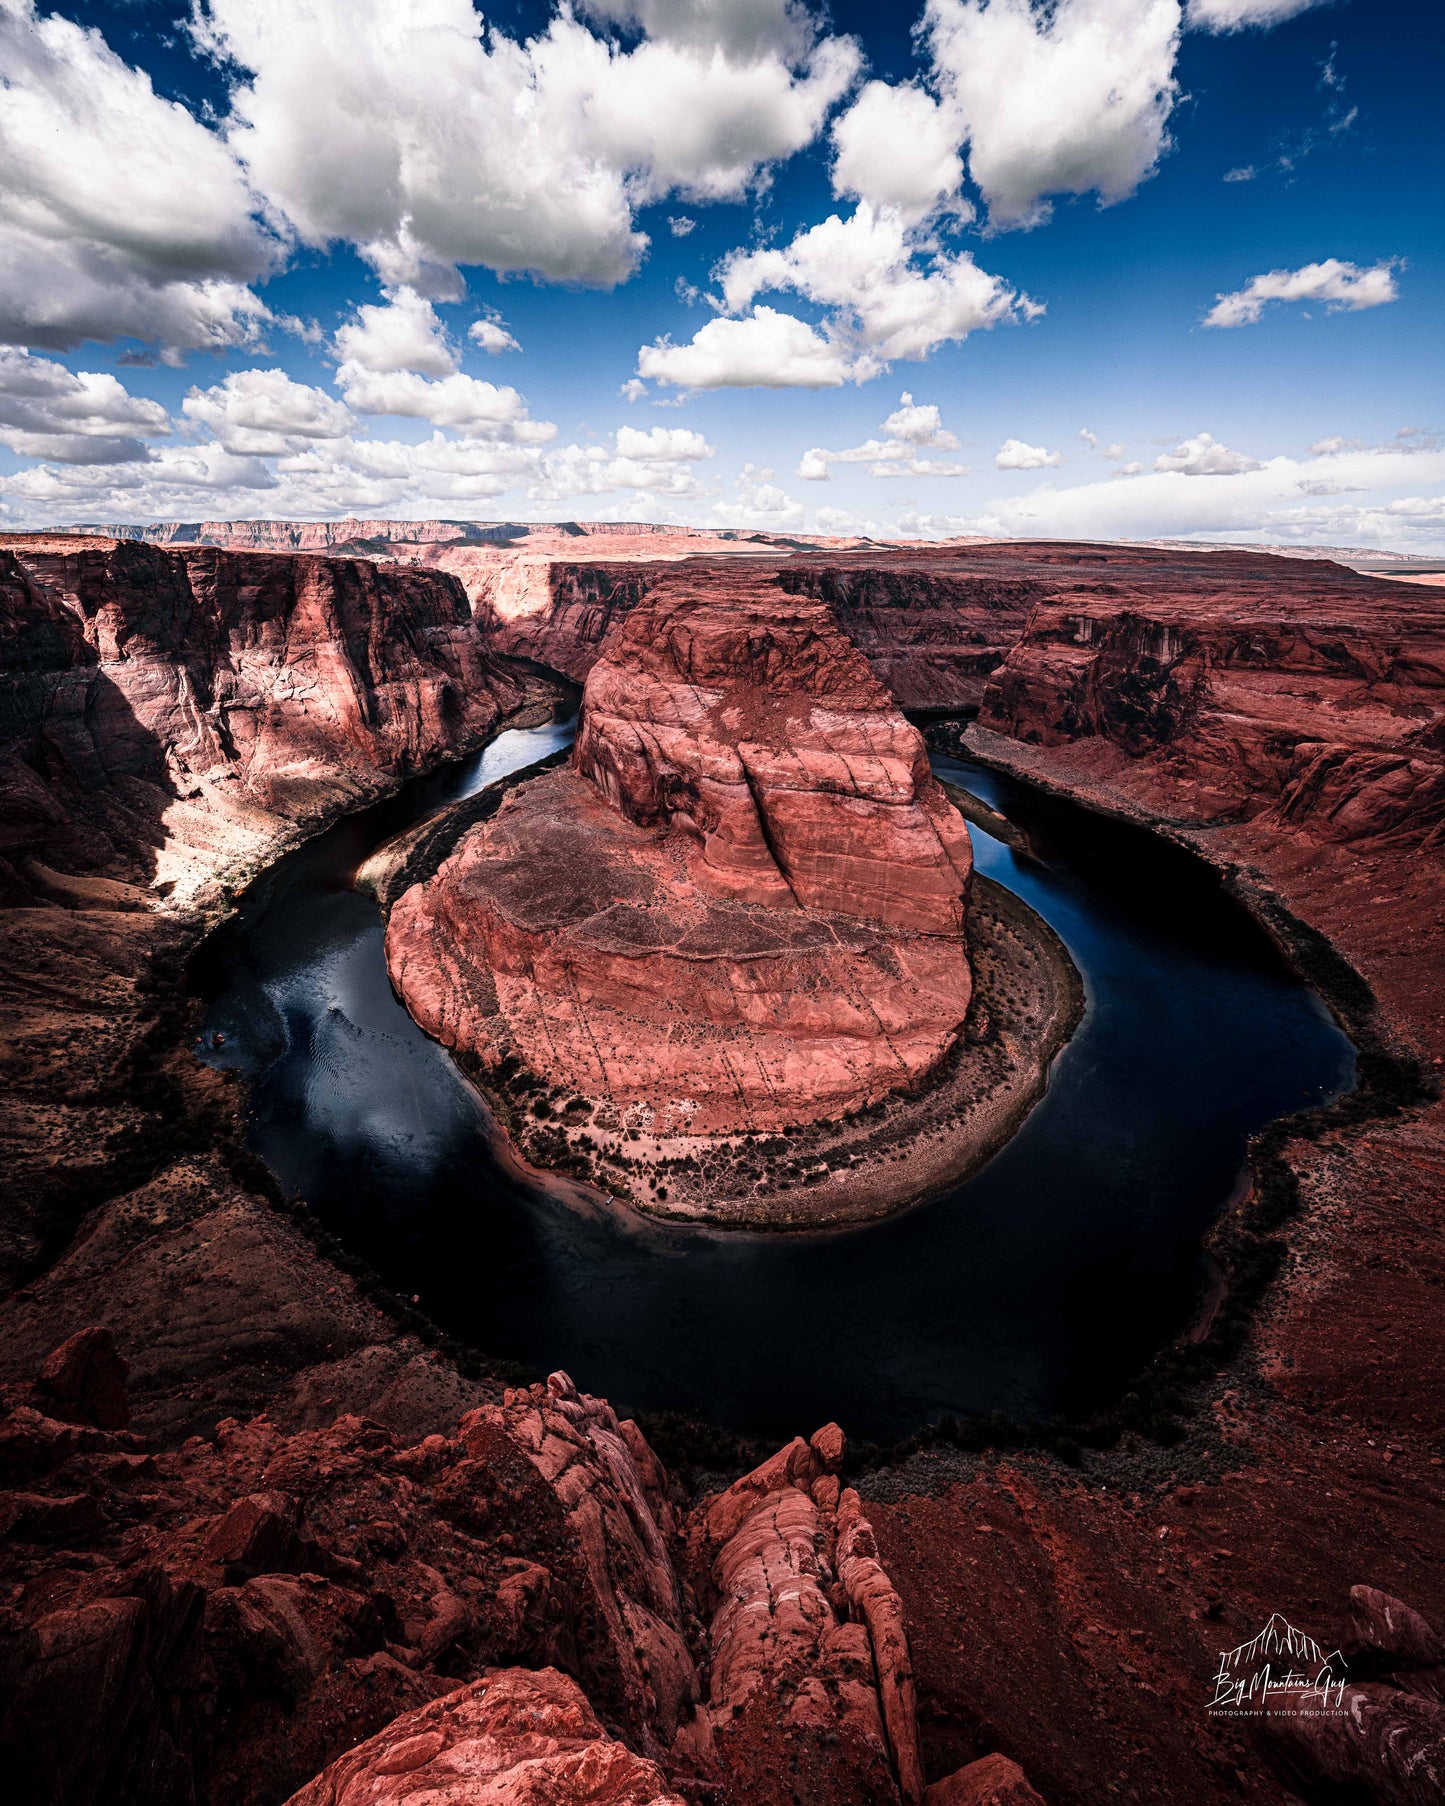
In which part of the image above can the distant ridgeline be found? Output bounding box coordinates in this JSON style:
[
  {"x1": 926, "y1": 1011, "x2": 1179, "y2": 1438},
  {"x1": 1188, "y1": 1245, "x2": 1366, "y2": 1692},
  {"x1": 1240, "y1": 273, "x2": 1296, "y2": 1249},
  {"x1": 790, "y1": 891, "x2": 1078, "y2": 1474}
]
[{"x1": 58, "y1": 518, "x2": 763, "y2": 551}]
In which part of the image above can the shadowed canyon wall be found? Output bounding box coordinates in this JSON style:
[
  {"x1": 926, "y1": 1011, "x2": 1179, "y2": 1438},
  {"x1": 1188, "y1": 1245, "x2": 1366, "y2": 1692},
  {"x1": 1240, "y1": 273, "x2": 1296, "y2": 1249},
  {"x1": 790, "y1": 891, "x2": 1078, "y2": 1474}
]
[{"x1": 0, "y1": 534, "x2": 532, "y2": 1287}]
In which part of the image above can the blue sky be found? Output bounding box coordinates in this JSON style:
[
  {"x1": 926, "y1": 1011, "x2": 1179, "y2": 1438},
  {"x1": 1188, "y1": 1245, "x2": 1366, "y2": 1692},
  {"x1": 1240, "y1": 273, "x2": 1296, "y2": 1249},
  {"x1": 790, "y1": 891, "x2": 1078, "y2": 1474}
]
[{"x1": 0, "y1": 0, "x2": 1440, "y2": 547}]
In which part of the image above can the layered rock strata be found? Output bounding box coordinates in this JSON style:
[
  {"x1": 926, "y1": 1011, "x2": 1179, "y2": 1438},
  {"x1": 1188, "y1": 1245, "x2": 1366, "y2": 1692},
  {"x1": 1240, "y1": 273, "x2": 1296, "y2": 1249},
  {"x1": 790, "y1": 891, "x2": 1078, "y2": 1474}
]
[
  {"x1": 867, "y1": 553, "x2": 1445, "y2": 1805},
  {"x1": 386, "y1": 581, "x2": 975, "y2": 1145},
  {"x1": 0, "y1": 534, "x2": 526, "y2": 909},
  {"x1": 281, "y1": 1668, "x2": 687, "y2": 1806},
  {"x1": 461, "y1": 551, "x2": 1041, "y2": 707},
  {"x1": 689, "y1": 1426, "x2": 927, "y2": 1805},
  {"x1": 977, "y1": 548, "x2": 1445, "y2": 846},
  {"x1": 0, "y1": 533, "x2": 535, "y2": 1288}
]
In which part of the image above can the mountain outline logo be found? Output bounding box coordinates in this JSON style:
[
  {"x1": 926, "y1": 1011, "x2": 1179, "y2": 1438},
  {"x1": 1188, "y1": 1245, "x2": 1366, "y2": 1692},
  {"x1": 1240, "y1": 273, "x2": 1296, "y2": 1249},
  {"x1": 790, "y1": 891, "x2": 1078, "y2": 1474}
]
[{"x1": 1208, "y1": 1611, "x2": 1348, "y2": 1715}]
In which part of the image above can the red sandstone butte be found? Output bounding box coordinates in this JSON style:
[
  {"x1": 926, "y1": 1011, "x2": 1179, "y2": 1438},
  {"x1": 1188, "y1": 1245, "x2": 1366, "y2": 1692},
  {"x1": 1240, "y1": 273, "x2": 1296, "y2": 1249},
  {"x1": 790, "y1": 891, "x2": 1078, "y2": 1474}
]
[{"x1": 385, "y1": 576, "x2": 974, "y2": 1134}]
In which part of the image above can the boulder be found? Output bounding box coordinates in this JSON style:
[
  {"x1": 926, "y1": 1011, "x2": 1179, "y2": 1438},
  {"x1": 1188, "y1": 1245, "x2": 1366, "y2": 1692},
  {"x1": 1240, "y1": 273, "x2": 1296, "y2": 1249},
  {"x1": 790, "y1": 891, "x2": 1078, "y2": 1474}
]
[
  {"x1": 925, "y1": 1754, "x2": 1047, "y2": 1805},
  {"x1": 1265, "y1": 1682, "x2": 1445, "y2": 1806},
  {"x1": 37, "y1": 1326, "x2": 129, "y2": 1429},
  {"x1": 1346, "y1": 1587, "x2": 1445, "y2": 1674}
]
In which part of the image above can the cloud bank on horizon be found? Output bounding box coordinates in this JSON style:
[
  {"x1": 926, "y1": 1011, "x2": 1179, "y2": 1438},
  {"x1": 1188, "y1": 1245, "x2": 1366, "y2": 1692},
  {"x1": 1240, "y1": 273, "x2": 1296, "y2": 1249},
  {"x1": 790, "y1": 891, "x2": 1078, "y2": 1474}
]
[{"x1": 0, "y1": 0, "x2": 1438, "y2": 550}]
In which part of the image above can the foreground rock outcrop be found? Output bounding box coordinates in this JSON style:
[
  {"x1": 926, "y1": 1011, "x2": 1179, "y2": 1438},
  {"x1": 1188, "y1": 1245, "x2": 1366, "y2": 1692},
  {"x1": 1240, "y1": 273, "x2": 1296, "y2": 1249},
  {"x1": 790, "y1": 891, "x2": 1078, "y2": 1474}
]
[
  {"x1": 281, "y1": 1668, "x2": 687, "y2": 1806},
  {"x1": 386, "y1": 577, "x2": 975, "y2": 1155},
  {"x1": 0, "y1": 1344, "x2": 709, "y2": 1804},
  {"x1": 0, "y1": 1330, "x2": 978, "y2": 1806}
]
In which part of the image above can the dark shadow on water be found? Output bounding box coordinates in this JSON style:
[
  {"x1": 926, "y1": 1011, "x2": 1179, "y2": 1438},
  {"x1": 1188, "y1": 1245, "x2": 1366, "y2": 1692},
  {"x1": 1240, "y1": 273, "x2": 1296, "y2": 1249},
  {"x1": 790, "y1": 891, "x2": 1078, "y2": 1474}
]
[{"x1": 190, "y1": 732, "x2": 1355, "y2": 1441}]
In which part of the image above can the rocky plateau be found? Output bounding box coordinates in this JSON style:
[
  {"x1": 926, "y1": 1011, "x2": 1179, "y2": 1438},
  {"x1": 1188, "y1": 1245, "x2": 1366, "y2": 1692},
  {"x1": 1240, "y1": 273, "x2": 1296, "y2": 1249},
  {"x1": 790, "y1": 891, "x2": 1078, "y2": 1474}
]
[{"x1": 0, "y1": 526, "x2": 1442, "y2": 1806}]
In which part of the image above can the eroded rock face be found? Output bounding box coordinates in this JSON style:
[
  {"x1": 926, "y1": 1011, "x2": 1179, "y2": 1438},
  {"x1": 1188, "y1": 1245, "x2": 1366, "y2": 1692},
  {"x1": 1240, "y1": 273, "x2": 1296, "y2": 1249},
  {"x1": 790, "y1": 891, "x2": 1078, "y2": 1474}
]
[
  {"x1": 924, "y1": 1754, "x2": 1046, "y2": 1806},
  {"x1": 466, "y1": 1372, "x2": 705, "y2": 1758},
  {"x1": 281, "y1": 1667, "x2": 686, "y2": 1806},
  {"x1": 574, "y1": 588, "x2": 972, "y2": 934},
  {"x1": 0, "y1": 1347, "x2": 702, "y2": 1806},
  {"x1": 976, "y1": 548, "x2": 1445, "y2": 846},
  {"x1": 0, "y1": 535, "x2": 525, "y2": 908},
  {"x1": 0, "y1": 533, "x2": 536, "y2": 1288},
  {"x1": 461, "y1": 550, "x2": 1044, "y2": 710},
  {"x1": 386, "y1": 579, "x2": 973, "y2": 1135},
  {"x1": 689, "y1": 1425, "x2": 925, "y2": 1806},
  {"x1": 0, "y1": 1334, "x2": 952, "y2": 1806}
]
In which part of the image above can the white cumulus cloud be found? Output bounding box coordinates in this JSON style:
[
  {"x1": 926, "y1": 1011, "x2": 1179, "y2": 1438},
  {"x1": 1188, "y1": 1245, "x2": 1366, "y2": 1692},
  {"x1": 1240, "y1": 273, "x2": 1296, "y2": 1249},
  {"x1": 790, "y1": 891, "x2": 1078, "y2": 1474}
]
[
  {"x1": 830, "y1": 81, "x2": 966, "y2": 216},
  {"x1": 796, "y1": 391, "x2": 968, "y2": 480},
  {"x1": 579, "y1": 0, "x2": 819, "y2": 60},
  {"x1": 0, "y1": 346, "x2": 171, "y2": 462},
  {"x1": 638, "y1": 305, "x2": 851, "y2": 389},
  {"x1": 196, "y1": 0, "x2": 858, "y2": 293},
  {"x1": 715, "y1": 204, "x2": 1033, "y2": 381},
  {"x1": 333, "y1": 287, "x2": 458, "y2": 376},
  {"x1": 1203, "y1": 259, "x2": 1400, "y2": 328},
  {"x1": 334, "y1": 364, "x2": 556, "y2": 442},
  {"x1": 182, "y1": 368, "x2": 352, "y2": 455},
  {"x1": 1080, "y1": 427, "x2": 1128, "y2": 459},
  {"x1": 882, "y1": 394, "x2": 961, "y2": 447},
  {"x1": 613, "y1": 424, "x2": 712, "y2": 461},
  {"x1": 1154, "y1": 431, "x2": 1262, "y2": 474},
  {"x1": 923, "y1": 0, "x2": 1182, "y2": 230},
  {"x1": 996, "y1": 437, "x2": 1063, "y2": 469},
  {"x1": 468, "y1": 316, "x2": 521, "y2": 355},
  {"x1": 711, "y1": 461, "x2": 806, "y2": 530},
  {"x1": 0, "y1": 0, "x2": 277, "y2": 356}
]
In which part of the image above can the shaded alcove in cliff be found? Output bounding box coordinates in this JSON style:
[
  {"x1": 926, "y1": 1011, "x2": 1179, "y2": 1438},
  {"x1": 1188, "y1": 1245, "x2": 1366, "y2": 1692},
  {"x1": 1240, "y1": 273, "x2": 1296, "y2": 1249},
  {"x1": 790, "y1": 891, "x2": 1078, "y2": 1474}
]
[{"x1": 0, "y1": 663, "x2": 178, "y2": 901}]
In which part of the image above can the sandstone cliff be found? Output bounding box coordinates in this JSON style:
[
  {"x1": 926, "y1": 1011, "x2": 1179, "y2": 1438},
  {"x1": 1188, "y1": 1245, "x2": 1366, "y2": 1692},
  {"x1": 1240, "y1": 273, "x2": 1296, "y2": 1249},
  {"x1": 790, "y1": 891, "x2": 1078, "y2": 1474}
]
[
  {"x1": 385, "y1": 575, "x2": 974, "y2": 1141},
  {"x1": 974, "y1": 546, "x2": 1445, "y2": 846},
  {"x1": 0, "y1": 534, "x2": 532, "y2": 1288},
  {"x1": 458, "y1": 550, "x2": 1042, "y2": 709},
  {"x1": 0, "y1": 534, "x2": 526, "y2": 908}
]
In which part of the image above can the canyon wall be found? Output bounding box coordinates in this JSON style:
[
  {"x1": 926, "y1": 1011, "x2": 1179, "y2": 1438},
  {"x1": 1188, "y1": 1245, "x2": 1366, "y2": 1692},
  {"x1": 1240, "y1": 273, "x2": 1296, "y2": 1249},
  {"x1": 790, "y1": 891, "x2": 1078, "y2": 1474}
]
[
  {"x1": 0, "y1": 1325, "x2": 972, "y2": 1806},
  {"x1": 0, "y1": 534, "x2": 532, "y2": 1288},
  {"x1": 464, "y1": 556, "x2": 654, "y2": 681},
  {"x1": 0, "y1": 534, "x2": 527, "y2": 908},
  {"x1": 778, "y1": 560, "x2": 1045, "y2": 709},
  {"x1": 976, "y1": 547, "x2": 1445, "y2": 845},
  {"x1": 458, "y1": 550, "x2": 1044, "y2": 708},
  {"x1": 385, "y1": 572, "x2": 974, "y2": 1141}
]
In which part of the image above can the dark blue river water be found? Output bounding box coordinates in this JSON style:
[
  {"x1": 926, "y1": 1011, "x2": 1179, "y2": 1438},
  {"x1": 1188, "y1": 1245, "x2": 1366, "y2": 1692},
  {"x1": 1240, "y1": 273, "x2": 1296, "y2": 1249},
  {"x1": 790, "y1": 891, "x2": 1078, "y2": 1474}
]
[{"x1": 191, "y1": 721, "x2": 1354, "y2": 1439}]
